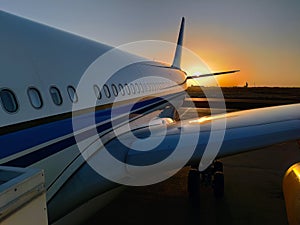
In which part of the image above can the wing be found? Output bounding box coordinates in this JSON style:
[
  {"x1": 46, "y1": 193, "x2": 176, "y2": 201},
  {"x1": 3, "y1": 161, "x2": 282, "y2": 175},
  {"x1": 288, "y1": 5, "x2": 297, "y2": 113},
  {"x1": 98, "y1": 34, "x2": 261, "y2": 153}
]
[
  {"x1": 120, "y1": 104, "x2": 300, "y2": 170},
  {"x1": 186, "y1": 70, "x2": 240, "y2": 79},
  {"x1": 84, "y1": 103, "x2": 300, "y2": 185}
]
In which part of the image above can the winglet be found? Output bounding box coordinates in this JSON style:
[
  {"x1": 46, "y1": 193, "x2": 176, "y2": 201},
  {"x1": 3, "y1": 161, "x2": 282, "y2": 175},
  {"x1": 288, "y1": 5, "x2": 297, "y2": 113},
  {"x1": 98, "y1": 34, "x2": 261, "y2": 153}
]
[{"x1": 171, "y1": 17, "x2": 185, "y2": 69}]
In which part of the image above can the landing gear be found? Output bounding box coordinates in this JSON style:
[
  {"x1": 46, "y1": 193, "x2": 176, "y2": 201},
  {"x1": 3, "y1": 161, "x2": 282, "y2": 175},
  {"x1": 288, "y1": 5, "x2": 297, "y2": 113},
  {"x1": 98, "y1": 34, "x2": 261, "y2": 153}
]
[
  {"x1": 188, "y1": 169, "x2": 200, "y2": 202},
  {"x1": 213, "y1": 172, "x2": 224, "y2": 198},
  {"x1": 187, "y1": 161, "x2": 225, "y2": 203},
  {"x1": 214, "y1": 160, "x2": 224, "y2": 172},
  {"x1": 212, "y1": 161, "x2": 224, "y2": 199}
]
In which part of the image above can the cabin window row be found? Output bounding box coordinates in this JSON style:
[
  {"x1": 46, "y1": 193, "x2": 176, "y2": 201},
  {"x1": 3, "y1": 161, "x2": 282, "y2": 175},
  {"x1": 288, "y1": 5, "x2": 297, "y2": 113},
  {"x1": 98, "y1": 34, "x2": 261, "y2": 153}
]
[
  {"x1": 0, "y1": 86, "x2": 78, "y2": 113},
  {"x1": 0, "y1": 81, "x2": 170, "y2": 114},
  {"x1": 93, "y1": 82, "x2": 169, "y2": 99}
]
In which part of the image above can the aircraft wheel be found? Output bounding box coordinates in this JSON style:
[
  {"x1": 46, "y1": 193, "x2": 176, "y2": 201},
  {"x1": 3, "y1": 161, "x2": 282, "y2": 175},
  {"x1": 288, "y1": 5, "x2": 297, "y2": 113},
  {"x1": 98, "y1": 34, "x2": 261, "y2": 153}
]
[
  {"x1": 188, "y1": 170, "x2": 200, "y2": 200},
  {"x1": 214, "y1": 160, "x2": 223, "y2": 172},
  {"x1": 213, "y1": 171, "x2": 224, "y2": 198}
]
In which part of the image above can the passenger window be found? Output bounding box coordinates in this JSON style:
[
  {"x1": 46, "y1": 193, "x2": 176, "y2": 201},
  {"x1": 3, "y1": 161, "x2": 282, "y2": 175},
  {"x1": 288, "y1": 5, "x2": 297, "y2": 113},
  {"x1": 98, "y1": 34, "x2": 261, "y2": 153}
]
[
  {"x1": 135, "y1": 83, "x2": 140, "y2": 94},
  {"x1": 147, "y1": 83, "x2": 151, "y2": 92},
  {"x1": 103, "y1": 84, "x2": 111, "y2": 98},
  {"x1": 118, "y1": 84, "x2": 125, "y2": 96},
  {"x1": 93, "y1": 85, "x2": 102, "y2": 99},
  {"x1": 139, "y1": 83, "x2": 144, "y2": 93},
  {"x1": 49, "y1": 86, "x2": 63, "y2": 105},
  {"x1": 67, "y1": 86, "x2": 78, "y2": 103},
  {"x1": 130, "y1": 83, "x2": 135, "y2": 94},
  {"x1": 0, "y1": 89, "x2": 18, "y2": 113},
  {"x1": 143, "y1": 83, "x2": 147, "y2": 92},
  {"x1": 124, "y1": 83, "x2": 130, "y2": 95},
  {"x1": 28, "y1": 87, "x2": 43, "y2": 109},
  {"x1": 111, "y1": 84, "x2": 118, "y2": 97}
]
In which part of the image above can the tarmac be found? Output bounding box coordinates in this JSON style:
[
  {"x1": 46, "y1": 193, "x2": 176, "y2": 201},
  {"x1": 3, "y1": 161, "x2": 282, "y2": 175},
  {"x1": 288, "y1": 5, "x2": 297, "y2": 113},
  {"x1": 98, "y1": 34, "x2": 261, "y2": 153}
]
[{"x1": 86, "y1": 104, "x2": 300, "y2": 225}]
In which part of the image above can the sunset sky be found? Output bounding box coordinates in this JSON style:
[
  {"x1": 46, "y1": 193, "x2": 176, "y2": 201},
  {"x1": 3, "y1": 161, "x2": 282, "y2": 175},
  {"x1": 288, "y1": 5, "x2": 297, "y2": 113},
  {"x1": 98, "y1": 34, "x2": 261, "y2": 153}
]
[{"x1": 2, "y1": 0, "x2": 300, "y2": 87}]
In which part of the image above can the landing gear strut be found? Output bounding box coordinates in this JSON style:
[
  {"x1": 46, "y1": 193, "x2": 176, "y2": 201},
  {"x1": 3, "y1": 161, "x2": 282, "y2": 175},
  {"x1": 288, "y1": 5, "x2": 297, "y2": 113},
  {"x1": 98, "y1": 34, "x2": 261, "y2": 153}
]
[
  {"x1": 187, "y1": 169, "x2": 201, "y2": 206},
  {"x1": 187, "y1": 161, "x2": 225, "y2": 202},
  {"x1": 213, "y1": 171, "x2": 224, "y2": 198}
]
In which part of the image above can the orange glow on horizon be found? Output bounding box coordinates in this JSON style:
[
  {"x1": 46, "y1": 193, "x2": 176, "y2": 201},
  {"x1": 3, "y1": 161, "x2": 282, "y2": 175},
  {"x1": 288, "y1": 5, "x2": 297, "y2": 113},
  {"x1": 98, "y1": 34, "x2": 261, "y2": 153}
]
[{"x1": 182, "y1": 41, "x2": 253, "y2": 87}]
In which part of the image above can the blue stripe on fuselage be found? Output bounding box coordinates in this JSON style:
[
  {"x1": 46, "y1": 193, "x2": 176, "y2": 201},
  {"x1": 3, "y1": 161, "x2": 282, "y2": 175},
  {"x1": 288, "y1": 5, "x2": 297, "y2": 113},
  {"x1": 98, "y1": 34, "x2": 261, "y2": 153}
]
[{"x1": 1, "y1": 93, "x2": 182, "y2": 167}]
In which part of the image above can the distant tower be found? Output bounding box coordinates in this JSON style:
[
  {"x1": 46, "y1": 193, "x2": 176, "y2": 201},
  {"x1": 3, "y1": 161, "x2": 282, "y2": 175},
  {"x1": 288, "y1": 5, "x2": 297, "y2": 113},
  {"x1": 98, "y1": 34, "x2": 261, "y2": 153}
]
[{"x1": 244, "y1": 82, "x2": 248, "y2": 88}]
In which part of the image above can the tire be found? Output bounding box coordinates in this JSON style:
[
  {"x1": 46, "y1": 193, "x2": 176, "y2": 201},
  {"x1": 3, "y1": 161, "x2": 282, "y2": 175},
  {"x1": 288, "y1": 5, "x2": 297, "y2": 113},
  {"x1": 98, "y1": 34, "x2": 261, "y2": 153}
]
[
  {"x1": 188, "y1": 170, "x2": 200, "y2": 199},
  {"x1": 214, "y1": 161, "x2": 224, "y2": 172},
  {"x1": 213, "y1": 172, "x2": 224, "y2": 198}
]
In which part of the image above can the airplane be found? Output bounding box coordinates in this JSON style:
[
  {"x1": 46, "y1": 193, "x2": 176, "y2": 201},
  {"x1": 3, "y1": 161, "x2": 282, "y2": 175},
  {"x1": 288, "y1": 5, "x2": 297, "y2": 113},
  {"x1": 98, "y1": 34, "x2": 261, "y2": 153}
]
[{"x1": 0, "y1": 10, "x2": 300, "y2": 225}]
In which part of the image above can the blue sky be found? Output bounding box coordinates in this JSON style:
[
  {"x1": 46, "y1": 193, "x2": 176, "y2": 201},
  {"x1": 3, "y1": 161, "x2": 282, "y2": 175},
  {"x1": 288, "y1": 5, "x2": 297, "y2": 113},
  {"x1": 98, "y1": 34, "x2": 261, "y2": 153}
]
[{"x1": 2, "y1": 0, "x2": 300, "y2": 86}]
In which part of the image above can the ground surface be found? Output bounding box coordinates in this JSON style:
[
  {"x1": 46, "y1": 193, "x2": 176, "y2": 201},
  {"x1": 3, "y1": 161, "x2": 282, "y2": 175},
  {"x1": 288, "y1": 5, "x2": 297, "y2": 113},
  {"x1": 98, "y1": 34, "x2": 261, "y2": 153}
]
[
  {"x1": 86, "y1": 88, "x2": 300, "y2": 225},
  {"x1": 87, "y1": 141, "x2": 300, "y2": 225}
]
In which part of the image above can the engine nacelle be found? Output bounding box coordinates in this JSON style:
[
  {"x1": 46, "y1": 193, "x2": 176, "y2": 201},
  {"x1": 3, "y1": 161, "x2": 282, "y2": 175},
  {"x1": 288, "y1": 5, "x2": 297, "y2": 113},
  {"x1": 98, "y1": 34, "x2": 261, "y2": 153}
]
[
  {"x1": 283, "y1": 162, "x2": 300, "y2": 225},
  {"x1": 148, "y1": 117, "x2": 174, "y2": 126}
]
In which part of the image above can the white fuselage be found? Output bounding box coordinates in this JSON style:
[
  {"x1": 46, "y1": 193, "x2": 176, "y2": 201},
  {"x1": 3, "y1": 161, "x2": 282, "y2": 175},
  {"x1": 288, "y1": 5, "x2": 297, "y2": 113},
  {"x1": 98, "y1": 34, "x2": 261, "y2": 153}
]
[{"x1": 0, "y1": 11, "x2": 187, "y2": 224}]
